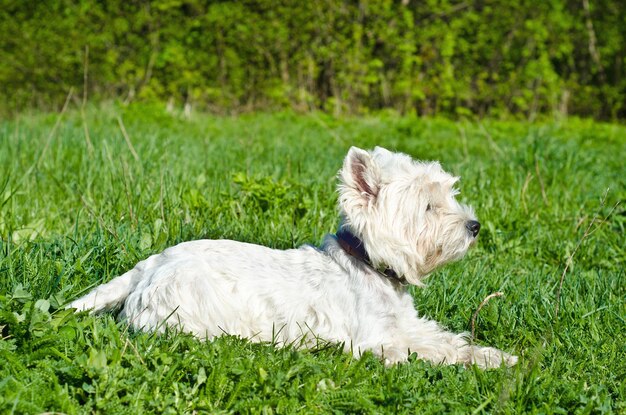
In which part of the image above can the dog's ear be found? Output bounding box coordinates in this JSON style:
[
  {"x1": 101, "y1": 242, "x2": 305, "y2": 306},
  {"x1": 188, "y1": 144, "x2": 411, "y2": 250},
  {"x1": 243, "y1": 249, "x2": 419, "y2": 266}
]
[{"x1": 340, "y1": 146, "x2": 380, "y2": 200}]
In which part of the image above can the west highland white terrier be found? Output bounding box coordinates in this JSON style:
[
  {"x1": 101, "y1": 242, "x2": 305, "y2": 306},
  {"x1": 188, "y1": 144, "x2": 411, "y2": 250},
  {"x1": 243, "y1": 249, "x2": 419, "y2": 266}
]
[{"x1": 70, "y1": 146, "x2": 517, "y2": 368}]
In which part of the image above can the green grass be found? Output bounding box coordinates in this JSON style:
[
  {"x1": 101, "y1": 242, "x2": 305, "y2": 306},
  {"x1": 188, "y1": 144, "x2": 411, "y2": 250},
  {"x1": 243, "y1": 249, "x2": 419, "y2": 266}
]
[{"x1": 0, "y1": 103, "x2": 625, "y2": 414}]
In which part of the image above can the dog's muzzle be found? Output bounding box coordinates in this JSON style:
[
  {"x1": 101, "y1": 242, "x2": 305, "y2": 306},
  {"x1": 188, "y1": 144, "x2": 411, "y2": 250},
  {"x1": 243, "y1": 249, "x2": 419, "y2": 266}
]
[{"x1": 466, "y1": 220, "x2": 481, "y2": 237}]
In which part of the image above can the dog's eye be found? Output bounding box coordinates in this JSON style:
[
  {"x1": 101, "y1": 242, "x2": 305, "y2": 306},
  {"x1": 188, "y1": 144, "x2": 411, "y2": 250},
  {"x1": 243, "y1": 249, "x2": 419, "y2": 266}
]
[{"x1": 426, "y1": 204, "x2": 432, "y2": 212}]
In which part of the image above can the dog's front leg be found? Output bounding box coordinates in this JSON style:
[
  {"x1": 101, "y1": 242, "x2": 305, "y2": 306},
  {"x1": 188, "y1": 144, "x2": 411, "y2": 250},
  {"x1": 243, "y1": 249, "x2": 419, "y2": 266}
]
[
  {"x1": 379, "y1": 318, "x2": 517, "y2": 368},
  {"x1": 463, "y1": 344, "x2": 518, "y2": 369},
  {"x1": 409, "y1": 323, "x2": 518, "y2": 368}
]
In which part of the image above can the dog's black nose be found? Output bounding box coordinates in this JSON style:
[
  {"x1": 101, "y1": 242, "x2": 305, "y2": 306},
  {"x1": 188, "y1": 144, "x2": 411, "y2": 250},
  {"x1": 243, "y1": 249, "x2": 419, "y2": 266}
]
[{"x1": 466, "y1": 220, "x2": 481, "y2": 237}]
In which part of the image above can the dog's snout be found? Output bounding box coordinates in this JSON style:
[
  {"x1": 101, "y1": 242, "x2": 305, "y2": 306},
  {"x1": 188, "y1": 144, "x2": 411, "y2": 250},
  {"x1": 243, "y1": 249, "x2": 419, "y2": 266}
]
[{"x1": 466, "y1": 220, "x2": 481, "y2": 237}]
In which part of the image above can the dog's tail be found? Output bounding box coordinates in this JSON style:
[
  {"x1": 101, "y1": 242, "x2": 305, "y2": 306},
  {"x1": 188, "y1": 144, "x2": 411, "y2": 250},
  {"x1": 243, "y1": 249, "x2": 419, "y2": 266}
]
[{"x1": 68, "y1": 268, "x2": 141, "y2": 314}]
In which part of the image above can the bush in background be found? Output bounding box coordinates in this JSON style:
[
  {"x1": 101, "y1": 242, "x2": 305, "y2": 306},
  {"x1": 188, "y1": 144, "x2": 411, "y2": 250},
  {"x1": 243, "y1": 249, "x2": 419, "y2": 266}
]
[{"x1": 2, "y1": 0, "x2": 625, "y2": 119}]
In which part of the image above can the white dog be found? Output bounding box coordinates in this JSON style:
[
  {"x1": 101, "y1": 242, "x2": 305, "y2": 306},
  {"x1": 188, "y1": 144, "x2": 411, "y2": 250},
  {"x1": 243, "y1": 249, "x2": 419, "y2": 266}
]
[{"x1": 70, "y1": 146, "x2": 517, "y2": 368}]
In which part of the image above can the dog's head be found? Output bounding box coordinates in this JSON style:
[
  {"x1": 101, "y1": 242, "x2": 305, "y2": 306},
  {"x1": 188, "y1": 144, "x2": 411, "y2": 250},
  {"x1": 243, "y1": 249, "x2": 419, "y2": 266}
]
[{"x1": 338, "y1": 146, "x2": 479, "y2": 285}]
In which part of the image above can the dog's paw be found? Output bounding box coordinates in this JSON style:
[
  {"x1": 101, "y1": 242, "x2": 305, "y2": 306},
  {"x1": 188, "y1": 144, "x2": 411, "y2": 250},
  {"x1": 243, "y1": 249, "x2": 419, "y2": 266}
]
[
  {"x1": 468, "y1": 346, "x2": 518, "y2": 369},
  {"x1": 381, "y1": 348, "x2": 410, "y2": 366}
]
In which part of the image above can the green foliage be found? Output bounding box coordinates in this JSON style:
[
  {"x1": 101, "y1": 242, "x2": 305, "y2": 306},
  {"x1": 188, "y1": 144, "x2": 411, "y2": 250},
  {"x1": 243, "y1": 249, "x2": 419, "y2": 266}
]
[
  {"x1": 0, "y1": 104, "x2": 625, "y2": 412},
  {"x1": 2, "y1": 0, "x2": 626, "y2": 119}
]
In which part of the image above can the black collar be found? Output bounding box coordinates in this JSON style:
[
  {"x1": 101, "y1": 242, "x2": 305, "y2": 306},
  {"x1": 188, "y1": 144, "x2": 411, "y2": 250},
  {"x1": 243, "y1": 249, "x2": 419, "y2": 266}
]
[{"x1": 335, "y1": 228, "x2": 407, "y2": 285}]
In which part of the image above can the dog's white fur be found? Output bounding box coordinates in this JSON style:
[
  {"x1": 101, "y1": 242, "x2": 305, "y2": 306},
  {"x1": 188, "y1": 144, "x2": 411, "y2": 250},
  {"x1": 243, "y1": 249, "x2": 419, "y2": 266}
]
[{"x1": 70, "y1": 146, "x2": 517, "y2": 368}]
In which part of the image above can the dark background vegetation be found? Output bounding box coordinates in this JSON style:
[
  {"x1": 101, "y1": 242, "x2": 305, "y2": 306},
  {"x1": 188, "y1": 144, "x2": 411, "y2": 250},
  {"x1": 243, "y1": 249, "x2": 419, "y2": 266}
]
[{"x1": 2, "y1": 0, "x2": 625, "y2": 119}]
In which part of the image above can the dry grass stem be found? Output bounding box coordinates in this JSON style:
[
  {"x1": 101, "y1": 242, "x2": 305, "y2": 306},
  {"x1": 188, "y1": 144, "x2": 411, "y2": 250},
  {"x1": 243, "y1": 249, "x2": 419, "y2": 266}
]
[
  {"x1": 553, "y1": 189, "x2": 618, "y2": 322},
  {"x1": 37, "y1": 88, "x2": 74, "y2": 167},
  {"x1": 81, "y1": 45, "x2": 94, "y2": 155},
  {"x1": 117, "y1": 116, "x2": 140, "y2": 162},
  {"x1": 520, "y1": 172, "x2": 533, "y2": 213},
  {"x1": 471, "y1": 291, "x2": 504, "y2": 340},
  {"x1": 534, "y1": 157, "x2": 549, "y2": 205}
]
